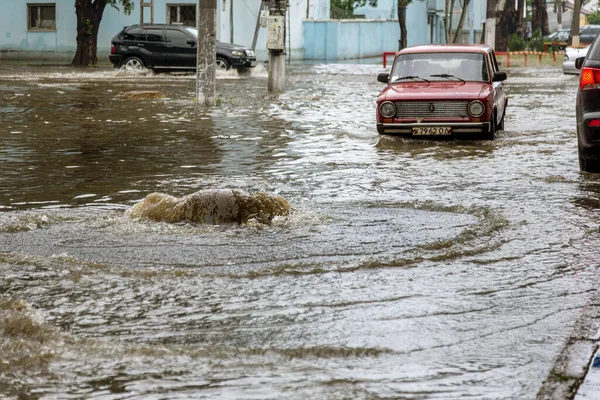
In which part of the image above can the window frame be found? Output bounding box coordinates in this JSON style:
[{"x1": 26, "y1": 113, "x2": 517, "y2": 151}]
[
  {"x1": 27, "y1": 3, "x2": 57, "y2": 32},
  {"x1": 166, "y1": 3, "x2": 196, "y2": 27}
]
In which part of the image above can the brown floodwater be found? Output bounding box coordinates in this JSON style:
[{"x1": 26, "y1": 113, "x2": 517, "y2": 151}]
[{"x1": 1, "y1": 61, "x2": 600, "y2": 399}]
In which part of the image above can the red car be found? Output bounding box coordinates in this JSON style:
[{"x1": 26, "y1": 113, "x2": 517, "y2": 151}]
[{"x1": 376, "y1": 44, "x2": 508, "y2": 140}]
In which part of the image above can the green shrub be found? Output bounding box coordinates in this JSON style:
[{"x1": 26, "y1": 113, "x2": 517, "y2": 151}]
[
  {"x1": 508, "y1": 34, "x2": 526, "y2": 51},
  {"x1": 528, "y1": 28, "x2": 545, "y2": 52}
]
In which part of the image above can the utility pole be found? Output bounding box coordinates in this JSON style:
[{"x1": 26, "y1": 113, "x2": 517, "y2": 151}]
[
  {"x1": 572, "y1": 0, "x2": 582, "y2": 47},
  {"x1": 196, "y1": 0, "x2": 216, "y2": 106},
  {"x1": 267, "y1": 0, "x2": 286, "y2": 92}
]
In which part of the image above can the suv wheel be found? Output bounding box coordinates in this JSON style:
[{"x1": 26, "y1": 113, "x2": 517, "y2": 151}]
[
  {"x1": 216, "y1": 57, "x2": 230, "y2": 71},
  {"x1": 123, "y1": 56, "x2": 145, "y2": 71}
]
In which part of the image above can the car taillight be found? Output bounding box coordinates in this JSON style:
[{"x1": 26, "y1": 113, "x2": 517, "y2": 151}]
[
  {"x1": 580, "y1": 67, "x2": 600, "y2": 91},
  {"x1": 111, "y1": 44, "x2": 116, "y2": 54},
  {"x1": 588, "y1": 119, "x2": 600, "y2": 127}
]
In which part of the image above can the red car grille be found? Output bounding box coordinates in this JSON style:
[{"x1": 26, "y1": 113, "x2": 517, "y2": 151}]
[{"x1": 394, "y1": 101, "x2": 469, "y2": 118}]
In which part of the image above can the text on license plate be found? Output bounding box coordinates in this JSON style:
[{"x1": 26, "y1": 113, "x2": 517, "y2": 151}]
[{"x1": 412, "y1": 127, "x2": 451, "y2": 136}]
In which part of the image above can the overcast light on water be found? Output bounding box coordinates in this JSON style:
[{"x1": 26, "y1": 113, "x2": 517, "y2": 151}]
[{"x1": 1, "y1": 61, "x2": 600, "y2": 399}]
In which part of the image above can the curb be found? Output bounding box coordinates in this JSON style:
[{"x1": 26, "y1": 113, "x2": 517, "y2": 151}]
[{"x1": 537, "y1": 293, "x2": 600, "y2": 399}]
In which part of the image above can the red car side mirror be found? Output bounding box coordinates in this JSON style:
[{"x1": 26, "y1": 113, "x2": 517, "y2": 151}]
[{"x1": 377, "y1": 72, "x2": 389, "y2": 83}]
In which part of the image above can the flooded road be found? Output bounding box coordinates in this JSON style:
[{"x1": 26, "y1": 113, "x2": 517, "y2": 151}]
[{"x1": 1, "y1": 61, "x2": 600, "y2": 399}]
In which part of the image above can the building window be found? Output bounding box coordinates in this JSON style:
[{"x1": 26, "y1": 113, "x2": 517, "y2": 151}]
[
  {"x1": 167, "y1": 4, "x2": 196, "y2": 27},
  {"x1": 28, "y1": 3, "x2": 56, "y2": 31}
]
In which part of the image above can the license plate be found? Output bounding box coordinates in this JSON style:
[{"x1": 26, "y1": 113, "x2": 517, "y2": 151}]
[{"x1": 412, "y1": 127, "x2": 451, "y2": 136}]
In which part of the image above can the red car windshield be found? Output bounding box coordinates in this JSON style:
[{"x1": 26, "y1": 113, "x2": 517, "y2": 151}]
[{"x1": 390, "y1": 52, "x2": 489, "y2": 83}]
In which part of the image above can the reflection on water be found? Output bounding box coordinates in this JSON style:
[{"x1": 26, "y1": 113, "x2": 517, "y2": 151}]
[{"x1": 0, "y1": 63, "x2": 599, "y2": 399}]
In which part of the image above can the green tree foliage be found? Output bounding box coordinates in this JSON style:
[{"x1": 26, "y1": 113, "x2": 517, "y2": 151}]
[
  {"x1": 508, "y1": 33, "x2": 526, "y2": 51},
  {"x1": 107, "y1": 0, "x2": 134, "y2": 14},
  {"x1": 528, "y1": 28, "x2": 545, "y2": 52},
  {"x1": 331, "y1": 0, "x2": 377, "y2": 19},
  {"x1": 588, "y1": 4, "x2": 600, "y2": 25}
]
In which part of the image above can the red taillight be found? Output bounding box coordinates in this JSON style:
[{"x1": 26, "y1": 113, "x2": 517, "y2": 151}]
[
  {"x1": 588, "y1": 119, "x2": 600, "y2": 127},
  {"x1": 580, "y1": 67, "x2": 600, "y2": 91},
  {"x1": 111, "y1": 44, "x2": 116, "y2": 54}
]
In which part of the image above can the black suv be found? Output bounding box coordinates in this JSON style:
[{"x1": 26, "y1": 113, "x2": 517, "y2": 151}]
[
  {"x1": 576, "y1": 33, "x2": 600, "y2": 171},
  {"x1": 109, "y1": 24, "x2": 256, "y2": 72}
]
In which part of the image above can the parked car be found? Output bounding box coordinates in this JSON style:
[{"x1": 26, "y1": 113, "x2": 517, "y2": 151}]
[
  {"x1": 563, "y1": 45, "x2": 590, "y2": 74},
  {"x1": 544, "y1": 28, "x2": 570, "y2": 49},
  {"x1": 580, "y1": 24, "x2": 600, "y2": 45},
  {"x1": 109, "y1": 24, "x2": 256, "y2": 72},
  {"x1": 545, "y1": 29, "x2": 570, "y2": 42},
  {"x1": 376, "y1": 44, "x2": 508, "y2": 140},
  {"x1": 575, "y1": 34, "x2": 600, "y2": 171}
]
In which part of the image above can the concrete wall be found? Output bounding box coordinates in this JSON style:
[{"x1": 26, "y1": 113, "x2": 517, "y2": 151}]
[
  {"x1": 302, "y1": 0, "x2": 488, "y2": 62},
  {"x1": 303, "y1": 20, "x2": 401, "y2": 60}
]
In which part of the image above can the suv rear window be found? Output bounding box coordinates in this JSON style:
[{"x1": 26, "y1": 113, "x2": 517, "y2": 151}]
[{"x1": 121, "y1": 27, "x2": 143, "y2": 41}]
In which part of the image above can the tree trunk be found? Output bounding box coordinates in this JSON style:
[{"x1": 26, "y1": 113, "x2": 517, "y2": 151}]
[
  {"x1": 444, "y1": 0, "x2": 455, "y2": 44},
  {"x1": 398, "y1": 5, "x2": 407, "y2": 50},
  {"x1": 452, "y1": 0, "x2": 470, "y2": 43},
  {"x1": 517, "y1": 0, "x2": 525, "y2": 38},
  {"x1": 481, "y1": 0, "x2": 496, "y2": 44},
  {"x1": 531, "y1": 0, "x2": 550, "y2": 36},
  {"x1": 541, "y1": 0, "x2": 549, "y2": 36},
  {"x1": 572, "y1": 0, "x2": 582, "y2": 46},
  {"x1": 72, "y1": 0, "x2": 108, "y2": 66},
  {"x1": 495, "y1": 0, "x2": 516, "y2": 51}
]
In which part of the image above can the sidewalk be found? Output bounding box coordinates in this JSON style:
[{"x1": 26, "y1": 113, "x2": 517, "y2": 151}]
[
  {"x1": 577, "y1": 351, "x2": 600, "y2": 398},
  {"x1": 537, "y1": 290, "x2": 600, "y2": 399}
]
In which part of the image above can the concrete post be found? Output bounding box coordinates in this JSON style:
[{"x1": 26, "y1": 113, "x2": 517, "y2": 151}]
[
  {"x1": 485, "y1": 18, "x2": 496, "y2": 49},
  {"x1": 267, "y1": 0, "x2": 286, "y2": 93},
  {"x1": 196, "y1": 0, "x2": 216, "y2": 106}
]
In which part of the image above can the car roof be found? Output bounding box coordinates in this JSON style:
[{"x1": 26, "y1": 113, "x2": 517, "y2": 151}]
[
  {"x1": 396, "y1": 44, "x2": 493, "y2": 55},
  {"x1": 125, "y1": 24, "x2": 192, "y2": 29}
]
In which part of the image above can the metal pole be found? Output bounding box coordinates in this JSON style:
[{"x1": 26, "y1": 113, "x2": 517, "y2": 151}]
[
  {"x1": 252, "y1": 0, "x2": 263, "y2": 51},
  {"x1": 196, "y1": 0, "x2": 216, "y2": 106},
  {"x1": 230, "y1": 0, "x2": 233, "y2": 43}
]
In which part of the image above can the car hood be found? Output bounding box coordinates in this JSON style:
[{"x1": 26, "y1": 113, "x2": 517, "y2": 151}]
[
  {"x1": 216, "y1": 41, "x2": 250, "y2": 51},
  {"x1": 380, "y1": 81, "x2": 491, "y2": 101}
]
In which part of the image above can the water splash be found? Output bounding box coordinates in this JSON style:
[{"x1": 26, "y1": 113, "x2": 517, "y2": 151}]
[{"x1": 126, "y1": 189, "x2": 290, "y2": 225}]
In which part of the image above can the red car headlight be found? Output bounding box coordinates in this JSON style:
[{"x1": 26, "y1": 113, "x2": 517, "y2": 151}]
[
  {"x1": 380, "y1": 101, "x2": 396, "y2": 118},
  {"x1": 468, "y1": 100, "x2": 484, "y2": 117}
]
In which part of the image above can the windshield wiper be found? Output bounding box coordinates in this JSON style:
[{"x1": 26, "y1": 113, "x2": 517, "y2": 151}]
[
  {"x1": 430, "y1": 74, "x2": 465, "y2": 83},
  {"x1": 393, "y1": 75, "x2": 430, "y2": 83}
]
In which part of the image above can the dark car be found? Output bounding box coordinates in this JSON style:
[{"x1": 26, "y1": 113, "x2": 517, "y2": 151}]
[
  {"x1": 376, "y1": 44, "x2": 508, "y2": 140},
  {"x1": 109, "y1": 24, "x2": 256, "y2": 72},
  {"x1": 544, "y1": 29, "x2": 570, "y2": 50},
  {"x1": 545, "y1": 29, "x2": 571, "y2": 42},
  {"x1": 580, "y1": 25, "x2": 600, "y2": 45},
  {"x1": 575, "y1": 33, "x2": 600, "y2": 171}
]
